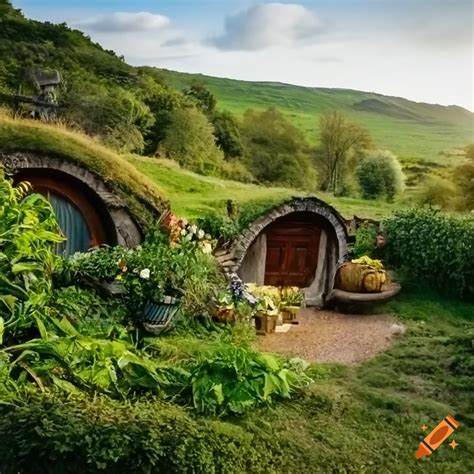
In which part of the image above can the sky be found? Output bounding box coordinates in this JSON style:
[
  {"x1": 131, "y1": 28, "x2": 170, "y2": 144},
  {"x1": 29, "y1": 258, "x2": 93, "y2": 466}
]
[{"x1": 14, "y1": 0, "x2": 474, "y2": 110}]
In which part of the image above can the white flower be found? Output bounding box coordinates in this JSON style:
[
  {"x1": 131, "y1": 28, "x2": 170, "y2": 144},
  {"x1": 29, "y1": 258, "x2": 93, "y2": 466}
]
[
  {"x1": 189, "y1": 224, "x2": 198, "y2": 234},
  {"x1": 201, "y1": 242, "x2": 213, "y2": 254},
  {"x1": 139, "y1": 268, "x2": 151, "y2": 280},
  {"x1": 180, "y1": 229, "x2": 187, "y2": 236},
  {"x1": 197, "y1": 229, "x2": 205, "y2": 239}
]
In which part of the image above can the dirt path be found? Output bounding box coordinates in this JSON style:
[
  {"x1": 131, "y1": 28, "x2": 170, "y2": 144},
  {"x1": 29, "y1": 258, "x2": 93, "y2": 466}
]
[{"x1": 256, "y1": 308, "x2": 398, "y2": 364}]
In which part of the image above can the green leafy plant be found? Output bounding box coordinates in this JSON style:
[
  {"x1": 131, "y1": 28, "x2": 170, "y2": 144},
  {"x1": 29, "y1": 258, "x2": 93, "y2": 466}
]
[
  {"x1": 0, "y1": 168, "x2": 63, "y2": 342},
  {"x1": 356, "y1": 150, "x2": 405, "y2": 200},
  {"x1": 280, "y1": 287, "x2": 304, "y2": 306},
  {"x1": 383, "y1": 208, "x2": 474, "y2": 298},
  {"x1": 351, "y1": 222, "x2": 378, "y2": 258}
]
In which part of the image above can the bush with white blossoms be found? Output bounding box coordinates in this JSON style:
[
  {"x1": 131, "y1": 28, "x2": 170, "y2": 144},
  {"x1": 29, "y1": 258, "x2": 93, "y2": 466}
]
[
  {"x1": 160, "y1": 210, "x2": 215, "y2": 254},
  {"x1": 59, "y1": 223, "x2": 220, "y2": 313}
]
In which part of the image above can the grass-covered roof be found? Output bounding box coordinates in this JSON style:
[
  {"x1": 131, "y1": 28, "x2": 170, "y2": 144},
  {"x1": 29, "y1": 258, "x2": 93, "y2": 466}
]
[{"x1": 0, "y1": 114, "x2": 169, "y2": 225}]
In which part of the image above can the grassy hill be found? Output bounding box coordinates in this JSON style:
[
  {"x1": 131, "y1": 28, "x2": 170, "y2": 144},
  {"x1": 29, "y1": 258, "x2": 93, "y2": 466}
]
[
  {"x1": 0, "y1": 113, "x2": 396, "y2": 221},
  {"x1": 131, "y1": 156, "x2": 397, "y2": 220},
  {"x1": 158, "y1": 69, "x2": 473, "y2": 165},
  {"x1": 1, "y1": 0, "x2": 471, "y2": 171}
]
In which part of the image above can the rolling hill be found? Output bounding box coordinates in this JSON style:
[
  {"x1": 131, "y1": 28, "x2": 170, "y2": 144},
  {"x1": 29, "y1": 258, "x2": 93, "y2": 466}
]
[
  {"x1": 0, "y1": 113, "x2": 396, "y2": 221},
  {"x1": 1, "y1": 0, "x2": 472, "y2": 171},
  {"x1": 157, "y1": 69, "x2": 473, "y2": 165}
]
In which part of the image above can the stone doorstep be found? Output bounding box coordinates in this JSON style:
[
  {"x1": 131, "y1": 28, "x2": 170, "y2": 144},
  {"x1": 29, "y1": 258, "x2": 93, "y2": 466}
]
[{"x1": 275, "y1": 324, "x2": 292, "y2": 333}]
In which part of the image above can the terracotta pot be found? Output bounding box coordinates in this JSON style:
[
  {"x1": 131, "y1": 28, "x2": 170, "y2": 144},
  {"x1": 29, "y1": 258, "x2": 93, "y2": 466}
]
[{"x1": 254, "y1": 313, "x2": 277, "y2": 335}]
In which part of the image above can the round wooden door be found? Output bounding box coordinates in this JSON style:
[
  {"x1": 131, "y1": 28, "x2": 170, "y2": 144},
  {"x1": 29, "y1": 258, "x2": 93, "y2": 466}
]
[{"x1": 264, "y1": 219, "x2": 321, "y2": 287}]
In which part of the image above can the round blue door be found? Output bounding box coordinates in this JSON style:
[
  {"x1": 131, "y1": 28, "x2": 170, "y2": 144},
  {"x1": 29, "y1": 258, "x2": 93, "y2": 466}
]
[{"x1": 48, "y1": 192, "x2": 91, "y2": 255}]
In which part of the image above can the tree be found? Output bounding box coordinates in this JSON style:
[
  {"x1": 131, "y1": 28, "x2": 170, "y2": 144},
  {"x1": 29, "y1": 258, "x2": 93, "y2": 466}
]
[
  {"x1": 316, "y1": 110, "x2": 372, "y2": 194},
  {"x1": 158, "y1": 106, "x2": 224, "y2": 175},
  {"x1": 452, "y1": 144, "x2": 474, "y2": 211},
  {"x1": 62, "y1": 82, "x2": 153, "y2": 153},
  {"x1": 415, "y1": 174, "x2": 457, "y2": 209},
  {"x1": 184, "y1": 80, "x2": 216, "y2": 117},
  {"x1": 240, "y1": 108, "x2": 316, "y2": 190},
  {"x1": 213, "y1": 110, "x2": 244, "y2": 159},
  {"x1": 356, "y1": 150, "x2": 405, "y2": 200}
]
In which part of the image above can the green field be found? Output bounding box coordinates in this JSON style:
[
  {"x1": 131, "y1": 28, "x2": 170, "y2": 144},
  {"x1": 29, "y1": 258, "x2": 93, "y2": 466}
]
[
  {"x1": 131, "y1": 157, "x2": 398, "y2": 220},
  {"x1": 256, "y1": 289, "x2": 474, "y2": 472},
  {"x1": 158, "y1": 69, "x2": 473, "y2": 166}
]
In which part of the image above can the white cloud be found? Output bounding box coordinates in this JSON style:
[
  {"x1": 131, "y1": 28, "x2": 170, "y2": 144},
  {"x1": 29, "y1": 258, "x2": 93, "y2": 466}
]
[
  {"x1": 32, "y1": 4, "x2": 471, "y2": 110},
  {"x1": 212, "y1": 3, "x2": 324, "y2": 51},
  {"x1": 75, "y1": 12, "x2": 170, "y2": 33}
]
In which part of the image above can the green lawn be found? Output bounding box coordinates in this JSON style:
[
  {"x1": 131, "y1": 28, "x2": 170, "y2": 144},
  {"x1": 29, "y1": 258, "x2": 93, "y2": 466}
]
[
  {"x1": 158, "y1": 70, "x2": 473, "y2": 166},
  {"x1": 254, "y1": 290, "x2": 474, "y2": 472},
  {"x1": 131, "y1": 157, "x2": 399, "y2": 220}
]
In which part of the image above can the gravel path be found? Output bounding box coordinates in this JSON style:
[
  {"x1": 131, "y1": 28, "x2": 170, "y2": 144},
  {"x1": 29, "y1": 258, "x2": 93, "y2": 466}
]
[{"x1": 256, "y1": 308, "x2": 397, "y2": 364}]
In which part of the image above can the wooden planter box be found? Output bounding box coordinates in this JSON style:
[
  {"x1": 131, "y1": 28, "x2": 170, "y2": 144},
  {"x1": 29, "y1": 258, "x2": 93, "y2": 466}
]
[
  {"x1": 254, "y1": 313, "x2": 277, "y2": 335},
  {"x1": 280, "y1": 305, "x2": 300, "y2": 323}
]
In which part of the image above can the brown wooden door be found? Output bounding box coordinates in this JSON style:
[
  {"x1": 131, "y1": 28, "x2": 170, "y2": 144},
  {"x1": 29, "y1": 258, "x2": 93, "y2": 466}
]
[{"x1": 264, "y1": 221, "x2": 320, "y2": 287}]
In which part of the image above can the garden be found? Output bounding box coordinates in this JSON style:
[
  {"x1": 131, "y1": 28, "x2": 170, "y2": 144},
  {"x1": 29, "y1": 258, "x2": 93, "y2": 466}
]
[{"x1": 1, "y1": 166, "x2": 473, "y2": 473}]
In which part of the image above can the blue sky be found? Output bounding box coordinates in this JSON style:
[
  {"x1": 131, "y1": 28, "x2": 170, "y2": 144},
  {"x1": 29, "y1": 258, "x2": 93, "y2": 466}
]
[{"x1": 14, "y1": 1, "x2": 474, "y2": 109}]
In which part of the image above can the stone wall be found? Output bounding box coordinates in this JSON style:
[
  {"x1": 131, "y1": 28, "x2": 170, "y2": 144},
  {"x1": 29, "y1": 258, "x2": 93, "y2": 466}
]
[{"x1": 0, "y1": 151, "x2": 143, "y2": 247}]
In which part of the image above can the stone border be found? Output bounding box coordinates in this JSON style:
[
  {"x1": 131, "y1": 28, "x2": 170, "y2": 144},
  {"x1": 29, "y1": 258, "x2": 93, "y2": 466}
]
[
  {"x1": 215, "y1": 197, "x2": 349, "y2": 274},
  {"x1": 0, "y1": 151, "x2": 143, "y2": 247}
]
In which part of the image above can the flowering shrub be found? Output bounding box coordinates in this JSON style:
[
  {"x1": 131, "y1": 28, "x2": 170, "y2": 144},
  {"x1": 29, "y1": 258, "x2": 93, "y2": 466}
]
[
  {"x1": 60, "y1": 224, "x2": 222, "y2": 315},
  {"x1": 161, "y1": 211, "x2": 214, "y2": 254}
]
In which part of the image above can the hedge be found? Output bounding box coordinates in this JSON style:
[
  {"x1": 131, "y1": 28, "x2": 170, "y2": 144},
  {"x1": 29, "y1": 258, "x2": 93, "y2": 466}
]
[
  {"x1": 0, "y1": 393, "x2": 285, "y2": 474},
  {"x1": 383, "y1": 208, "x2": 473, "y2": 298}
]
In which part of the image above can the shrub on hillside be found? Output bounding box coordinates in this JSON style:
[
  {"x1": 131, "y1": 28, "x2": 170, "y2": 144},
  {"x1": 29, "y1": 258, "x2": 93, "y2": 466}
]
[
  {"x1": 240, "y1": 108, "x2": 316, "y2": 190},
  {"x1": 383, "y1": 209, "x2": 474, "y2": 298},
  {"x1": 452, "y1": 144, "x2": 474, "y2": 212},
  {"x1": 219, "y1": 160, "x2": 254, "y2": 183},
  {"x1": 213, "y1": 110, "x2": 245, "y2": 159},
  {"x1": 414, "y1": 173, "x2": 457, "y2": 209},
  {"x1": 356, "y1": 150, "x2": 404, "y2": 200},
  {"x1": 158, "y1": 106, "x2": 224, "y2": 175}
]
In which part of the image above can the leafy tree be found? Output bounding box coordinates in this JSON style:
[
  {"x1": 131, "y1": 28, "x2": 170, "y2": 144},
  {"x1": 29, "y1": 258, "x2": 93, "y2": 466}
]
[
  {"x1": 415, "y1": 174, "x2": 457, "y2": 209},
  {"x1": 453, "y1": 144, "x2": 474, "y2": 211},
  {"x1": 62, "y1": 81, "x2": 153, "y2": 153},
  {"x1": 158, "y1": 106, "x2": 224, "y2": 175},
  {"x1": 356, "y1": 150, "x2": 405, "y2": 200},
  {"x1": 316, "y1": 110, "x2": 372, "y2": 194},
  {"x1": 184, "y1": 80, "x2": 216, "y2": 117},
  {"x1": 213, "y1": 110, "x2": 244, "y2": 159},
  {"x1": 140, "y1": 83, "x2": 190, "y2": 155},
  {"x1": 240, "y1": 108, "x2": 316, "y2": 190},
  {"x1": 184, "y1": 82, "x2": 243, "y2": 160}
]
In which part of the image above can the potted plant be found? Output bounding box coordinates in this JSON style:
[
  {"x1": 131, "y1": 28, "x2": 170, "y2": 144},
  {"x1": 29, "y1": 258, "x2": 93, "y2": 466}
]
[
  {"x1": 213, "y1": 290, "x2": 237, "y2": 323},
  {"x1": 280, "y1": 287, "x2": 304, "y2": 322},
  {"x1": 253, "y1": 295, "x2": 279, "y2": 335},
  {"x1": 213, "y1": 276, "x2": 257, "y2": 324}
]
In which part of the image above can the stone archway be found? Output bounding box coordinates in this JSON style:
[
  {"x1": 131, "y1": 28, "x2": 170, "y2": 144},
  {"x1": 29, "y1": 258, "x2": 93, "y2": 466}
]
[
  {"x1": 216, "y1": 197, "x2": 348, "y2": 306},
  {"x1": 1, "y1": 151, "x2": 144, "y2": 248}
]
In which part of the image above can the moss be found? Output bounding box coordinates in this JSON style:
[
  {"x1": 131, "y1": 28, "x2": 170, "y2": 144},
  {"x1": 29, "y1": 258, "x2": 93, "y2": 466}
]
[{"x1": 0, "y1": 114, "x2": 169, "y2": 226}]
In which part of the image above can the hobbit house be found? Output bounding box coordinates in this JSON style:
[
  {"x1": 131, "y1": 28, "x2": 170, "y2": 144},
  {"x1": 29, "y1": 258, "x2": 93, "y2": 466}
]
[
  {"x1": 0, "y1": 150, "x2": 167, "y2": 255},
  {"x1": 216, "y1": 198, "x2": 349, "y2": 307}
]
